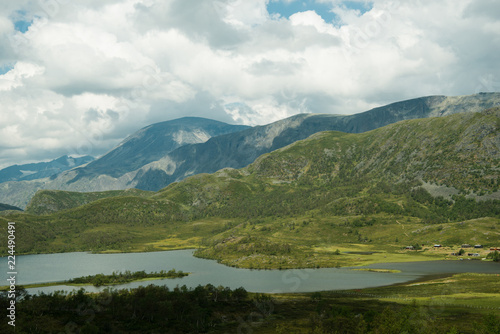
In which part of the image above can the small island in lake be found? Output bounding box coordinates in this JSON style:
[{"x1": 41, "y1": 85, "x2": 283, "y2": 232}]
[
  {"x1": 68, "y1": 269, "x2": 189, "y2": 287},
  {"x1": 0, "y1": 269, "x2": 190, "y2": 290}
]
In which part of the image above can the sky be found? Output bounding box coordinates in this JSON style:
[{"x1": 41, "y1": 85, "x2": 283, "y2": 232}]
[{"x1": 0, "y1": 0, "x2": 499, "y2": 168}]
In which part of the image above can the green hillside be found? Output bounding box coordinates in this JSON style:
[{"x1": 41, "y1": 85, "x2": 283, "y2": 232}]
[
  {"x1": 1, "y1": 109, "x2": 499, "y2": 268},
  {"x1": 25, "y1": 188, "x2": 154, "y2": 215},
  {"x1": 0, "y1": 203, "x2": 22, "y2": 211}
]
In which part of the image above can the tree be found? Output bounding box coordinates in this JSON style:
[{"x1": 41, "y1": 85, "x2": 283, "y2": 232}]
[{"x1": 492, "y1": 250, "x2": 500, "y2": 262}]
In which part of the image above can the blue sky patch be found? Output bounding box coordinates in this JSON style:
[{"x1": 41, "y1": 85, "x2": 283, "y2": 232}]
[
  {"x1": 14, "y1": 20, "x2": 32, "y2": 33},
  {"x1": 11, "y1": 10, "x2": 32, "y2": 33},
  {"x1": 0, "y1": 64, "x2": 15, "y2": 75},
  {"x1": 267, "y1": 0, "x2": 373, "y2": 24},
  {"x1": 342, "y1": 1, "x2": 373, "y2": 14}
]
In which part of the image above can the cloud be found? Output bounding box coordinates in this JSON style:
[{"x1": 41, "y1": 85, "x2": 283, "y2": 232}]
[
  {"x1": 0, "y1": 61, "x2": 44, "y2": 91},
  {"x1": 0, "y1": 0, "x2": 498, "y2": 168},
  {"x1": 289, "y1": 10, "x2": 337, "y2": 33}
]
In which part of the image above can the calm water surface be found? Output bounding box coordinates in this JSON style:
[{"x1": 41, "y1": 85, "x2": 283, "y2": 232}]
[{"x1": 1, "y1": 250, "x2": 498, "y2": 294}]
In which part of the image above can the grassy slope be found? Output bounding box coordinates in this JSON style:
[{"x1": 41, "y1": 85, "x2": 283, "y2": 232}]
[
  {"x1": 258, "y1": 273, "x2": 500, "y2": 334},
  {"x1": 0, "y1": 203, "x2": 22, "y2": 211},
  {"x1": 1, "y1": 109, "x2": 499, "y2": 269},
  {"x1": 25, "y1": 188, "x2": 154, "y2": 215}
]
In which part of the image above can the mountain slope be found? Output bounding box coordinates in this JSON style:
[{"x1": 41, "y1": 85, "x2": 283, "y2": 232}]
[
  {"x1": 9, "y1": 108, "x2": 500, "y2": 262},
  {"x1": 1, "y1": 93, "x2": 499, "y2": 207},
  {"x1": 0, "y1": 203, "x2": 22, "y2": 211},
  {"x1": 0, "y1": 155, "x2": 94, "y2": 183},
  {"x1": 133, "y1": 92, "x2": 500, "y2": 191},
  {"x1": 25, "y1": 188, "x2": 154, "y2": 215},
  {"x1": 0, "y1": 118, "x2": 248, "y2": 208},
  {"x1": 68, "y1": 117, "x2": 249, "y2": 181},
  {"x1": 155, "y1": 107, "x2": 500, "y2": 216}
]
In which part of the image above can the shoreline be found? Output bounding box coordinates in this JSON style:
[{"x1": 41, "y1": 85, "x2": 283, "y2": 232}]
[
  {"x1": 1, "y1": 247, "x2": 497, "y2": 271},
  {"x1": 0, "y1": 274, "x2": 190, "y2": 291},
  {"x1": 3, "y1": 272, "x2": 499, "y2": 295},
  {"x1": 0, "y1": 276, "x2": 172, "y2": 291}
]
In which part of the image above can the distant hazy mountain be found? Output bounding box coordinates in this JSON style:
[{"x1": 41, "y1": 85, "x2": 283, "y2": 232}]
[
  {"x1": 1, "y1": 93, "x2": 499, "y2": 208},
  {"x1": 67, "y1": 117, "x2": 249, "y2": 183},
  {"x1": 0, "y1": 118, "x2": 248, "y2": 208},
  {"x1": 0, "y1": 155, "x2": 94, "y2": 183}
]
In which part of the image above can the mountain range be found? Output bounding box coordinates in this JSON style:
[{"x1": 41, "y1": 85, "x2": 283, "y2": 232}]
[
  {"x1": 0, "y1": 119, "x2": 248, "y2": 208},
  {"x1": 0, "y1": 155, "x2": 94, "y2": 183},
  {"x1": 1, "y1": 92, "x2": 499, "y2": 209},
  {"x1": 68, "y1": 117, "x2": 249, "y2": 181},
  {"x1": 2, "y1": 108, "x2": 498, "y2": 262}
]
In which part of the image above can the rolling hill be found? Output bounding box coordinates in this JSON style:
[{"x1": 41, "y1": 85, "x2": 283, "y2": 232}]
[
  {"x1": 24, "y1": 188, "x2": 154, "y2": 215},
  {"x1": 0, "y1": 203, "x2": 22, "y2": 211}
]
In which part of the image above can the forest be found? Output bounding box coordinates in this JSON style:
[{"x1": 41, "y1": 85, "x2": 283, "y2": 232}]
[{"x1": 1, "y1": 281, "x2": 499, "y2": 333}]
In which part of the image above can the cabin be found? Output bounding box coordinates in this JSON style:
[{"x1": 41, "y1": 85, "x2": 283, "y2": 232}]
[
  {"x1": 474, "y1": 245, "x2": 483, "y2": 248},
  {"x1": 461, "y1": 244, "x2": 471, "y2": 248},
  {"x1": 490, "y1": 247, "x2": 500, "y2": 251},
  {"x1": 433, "y1": 244, "x2": 442, "y2": 248},
  {"x1": 405, "y1": 246, "x2": 415, "y2": 250},
  {"x1": 467, "y1": 253, "x2": 481, "y2": 257}
]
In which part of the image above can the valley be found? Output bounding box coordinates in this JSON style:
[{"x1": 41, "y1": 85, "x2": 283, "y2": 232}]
[
  {"x1": 2, "y1": 0, "x2": 499, "y2": 331},
  {"x1": 1, "y1": 108, "x2": 499, "y2": 270},
  {"x1": 0, "y1": 100, "x2": 499, "y2": 334}
]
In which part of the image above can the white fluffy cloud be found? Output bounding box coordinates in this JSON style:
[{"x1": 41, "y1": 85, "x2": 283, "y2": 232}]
[{"x1": 0, "y1": 0, "x2": 498, "y2": 168}]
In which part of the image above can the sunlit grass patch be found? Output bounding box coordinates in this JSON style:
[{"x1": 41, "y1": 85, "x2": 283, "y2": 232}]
[
  {"x1": 145, "y1": 236, "x2": 201, "y2": 250},
  {"x1": 351, "y1": 268, "x2": 402, "y2": 273}
]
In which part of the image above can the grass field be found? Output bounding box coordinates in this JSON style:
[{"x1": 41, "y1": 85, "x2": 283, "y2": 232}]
[
  {"x1": 3, "y1": 213, "x2": 496, "y2": 269},
  {"x1": 242, "y1": 273, "x2": 500, "y2": 333},
  {"x1": 193, "y1": 215, "x2": 499, "y2": 269}
]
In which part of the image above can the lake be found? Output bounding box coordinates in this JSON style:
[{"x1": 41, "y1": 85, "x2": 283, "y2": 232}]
[{"x1": 2, "y1": 250, "x2": 499, "y2": 294}]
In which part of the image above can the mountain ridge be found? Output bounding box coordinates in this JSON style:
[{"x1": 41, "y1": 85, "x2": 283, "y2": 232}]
[
  {"x1": 133, "y1": 93, "x2": 500, "y2": 191},
  {"x1": 68, "y1": 116, "x2": 249, "y2": 180},
  {"x1": 0, "y1": 155, "x2": 94, "y2": 183},
  {"x1": 1, "y1": 93, "x2": 499, "y2": 208},
  {"x1": 0, "y1": 118, "x2": 249, "y2": 208}
]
